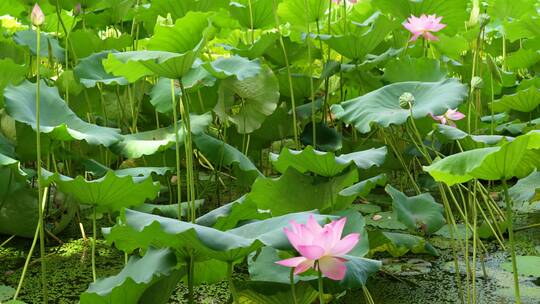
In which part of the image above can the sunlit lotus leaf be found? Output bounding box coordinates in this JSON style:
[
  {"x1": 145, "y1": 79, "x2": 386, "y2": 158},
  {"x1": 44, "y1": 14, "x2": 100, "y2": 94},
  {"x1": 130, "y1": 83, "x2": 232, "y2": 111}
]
[
  {"x1": 424, "y1": 131, "x2": 540, "y2": 185},
  {"x1": 47, "y1": 171, "x2": 160, "y2": 213},
  {"x1": 230, "y1": 0, "x2": 274, "y2": 29},
  {"x1": 104, "y1": 12, "x2": 211, "y2": 80},
  {"x1": 491, "y1": 86, "x2": 540, "y2": 113},
  {"x1": 331, "y1": 79, "x2": 468, "y2": 133},
  {"x1": 247, "y1": 168, "x2": 358, "y2": 215}
]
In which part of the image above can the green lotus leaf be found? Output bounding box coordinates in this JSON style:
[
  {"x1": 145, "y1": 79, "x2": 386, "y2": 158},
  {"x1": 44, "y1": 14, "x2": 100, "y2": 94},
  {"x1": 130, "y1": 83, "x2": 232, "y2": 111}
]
[
  {"x1": 323, "y1": 13, "x2": 397, "y2": 61},
  {"x1": 150, "y1": 0, "x2": 229, "y2": 20},
  {"x1": 49, "y1": 171, "x2": 160, "y2": 213},
  {"x1": 196, "y1": 196, "x2": 270, "y2": 230},
  {"x1": 491, "y1": 86, "x2": 540, "y2": 113},
  {"x1": 229, "y1": 32, "x2": 280, "y2": 59},
  {"x1": 369, "y1": 231, "x2": 438, "y2": 257},
  {"x1": 203, "y1": 56, "x2": 261, "y2": 80},
  {"x1": 103, "y1": 209, "x2": 264, "y2": 261},
  {"x1": 270, "y1": 146, "x2": 387, "y2": 177},
  {"x1": 509, "y1": 170, "x2": 540, "y2": 203},
  {"x1": 277, "y1": 0, "x2": 328, "y2": 26},
  {"x1": 149, "y1": 65, "x2": 216, "y2": 114},
  {"x1": 103, "y1": 51, "x2": 194, "y2": 81},
  {"x1": 214, "y1": 66, "x2": 279, "y2": 134},
  {"x1": 103, "y1": 12, "x2": 212, "y2": 80},
  {"x1": 13, "y1": 30, "x2": 65, "y2": 62},
  {"x1": 4, "y1": 80, "x2": 121, "y2": 146},
  {"x1": 386, "y1": 185, "x2": 445, "y2": 234},
  {"x1": 148, "y1": 77, "x2": 182, "y2": 114},
  {"x1": 496, "y1": 116, "x2": 540, "y2": 135},
  {"x1": 80, "y1": 247, "x2": 181, "y2": 304},
  {"x1": 111, "y1": 113, "x2": 212, "y2": 158},
  {"x1": 505, "y1": 48, "x2": 540, "y2": 70},
  {"x1": 134, "y1": 200, "x2": 204, "y2": 219},
  {"x1": 0, "y1": 58, "x2": 27, "y2": 107},
  {"x1": 331, "y1": 79, "x2": 468, "y2": 133},
  {"x1": 339, "y1": 174, "x2": 387, "y2": 198},
  {"x1": 424, "y1": 131, "x2": 540, "y2": 185},
  {"x1": 230, "y1": 0, "x2": 274, "y2": 29},
  {"x1": 339, "y1": 255, "x2": 381, "y2": 288},
  {"x1": 147, "y1": 12, "x2": 212, "y2": 54},
  {"x1": 246, "y1": 167, "x2": 358, "y2": 216},
  {"x1": 73, "y1": 50, "x2": 129, "y2": 88},
  {"x1": 383, "y1": 57, "x2": 447, "y2": 83},
  {"x1": 504, "y1": 15, "x2": 540, "y2": 42},
  {"x1": 68, "y1": 30, "x2": 133, "y2": 60},
  {"x1": 489, "y1": 0, "x2": 536, "y2": 20},
  {"x1": 434, "y1": 124, "x2": 513, "y2": 147}
]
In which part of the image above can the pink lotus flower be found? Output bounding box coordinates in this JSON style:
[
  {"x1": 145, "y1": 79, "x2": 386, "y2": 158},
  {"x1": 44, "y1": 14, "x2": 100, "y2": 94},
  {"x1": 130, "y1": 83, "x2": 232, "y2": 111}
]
[
  {"x1": 276, "y1": 215, "x2": 359, "y2": 281},
  {"x1": 403, "y1": 14, "x2": 446, "y2": 41},
  {"x1": 430, "y1": 109, "x2": 465, "y2": 127},
  {"x1": 31, "y1": 4, "x2": 45, "y2": 26}
]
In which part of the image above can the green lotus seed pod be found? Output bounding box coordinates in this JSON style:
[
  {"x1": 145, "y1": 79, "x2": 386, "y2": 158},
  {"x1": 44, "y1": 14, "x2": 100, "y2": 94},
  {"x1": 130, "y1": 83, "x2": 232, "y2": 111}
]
[{"x1": 399, "y1": 92, "x2": 415, "y2": 109}]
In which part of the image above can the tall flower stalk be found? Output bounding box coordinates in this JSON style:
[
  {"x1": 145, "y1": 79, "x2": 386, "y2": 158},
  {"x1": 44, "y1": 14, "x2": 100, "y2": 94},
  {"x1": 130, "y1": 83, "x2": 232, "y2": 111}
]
[{"x1": 32, "y1": 4, "x2": 48, "y2": 302}]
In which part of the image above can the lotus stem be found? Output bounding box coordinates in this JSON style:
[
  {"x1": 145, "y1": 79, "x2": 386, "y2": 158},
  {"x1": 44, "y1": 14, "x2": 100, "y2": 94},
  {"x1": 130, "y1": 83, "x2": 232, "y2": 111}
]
[
  {"x1": 272, "y1": 0, "x2": 299, "y2": 148},
  {"x1": 170, "y1": 79, "x2": 183, "y2": 219},
  {"x1": 13, "y1": 187, "x2": 49, "y2": 301},
  {"x1": 247, "y1": 0, "x2": 255, "y2": 44},
  {"x1": 179, "y1": 81, "x2": 196, "y2": 223},
  {"x1": 317, "y1": 262, "x2": 325, "y2": 304},
  {"x1": 290, "y1": 268, "x2": 298, "y2": 304},
  {"x1": 0, "y1": 235, "x2": 15, "y2": 249},
  {"x1": 502, "y1": 179, "x2": 521, "y2": 304},
  {"x1": 34, "y1": 24, "x2": 49, "y2": 304},
  {"x1": 92, "y1": 207, "x2": 97, "y2": 282},
  {"x1": 303, "y1": 0, "x2": 317, "y2": 148},
  {"x1": 227, "y1": 262, "x2": 239, "y2": 304},
  {"x1": 361, "y1": 285, "x2": 375, "y2": 304}
]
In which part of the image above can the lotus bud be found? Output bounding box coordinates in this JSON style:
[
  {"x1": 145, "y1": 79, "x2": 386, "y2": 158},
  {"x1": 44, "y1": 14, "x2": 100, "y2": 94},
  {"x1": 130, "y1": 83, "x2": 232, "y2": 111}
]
[
  {"x1": 31, "y1": 3, "x2": 45, "y2": 26},
  {"x1": 74, "y1": 3, "x2": 82, "y2": 16},
  {"x1": 471, "y1": 76, "x2": 484, "y2": 90},
  {"x1": 399, "y1": 92, "x2": 415, "y2": 109}
]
